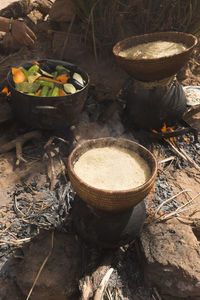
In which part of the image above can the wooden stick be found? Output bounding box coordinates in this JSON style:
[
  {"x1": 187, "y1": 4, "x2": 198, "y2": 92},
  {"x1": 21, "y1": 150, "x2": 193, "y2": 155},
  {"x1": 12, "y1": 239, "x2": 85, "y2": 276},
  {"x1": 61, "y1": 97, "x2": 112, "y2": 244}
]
[
  {"x1": 0, "y1": 130, "x2": 42, "y2": 154},
  {"x1": 158, "y1": 156, "x2": 175, "y2": 165},
  {"x1": 154, "y1": 189, "x2": 192, "y2": 215},
  {"x1": 165, "y1": 139, "x2": 200, "y2": 171},
  {"x1": 94, "y1": 268, "x2": 114, "y2": 300},
  {"x1": 0, "y1": 237, "x2": 31, "y2": 245},
  {"x1": 79, "y1": 276, "x2": 93, "y2": 300},
  {"x1": 160, "y1": 192, "x2": 200, "y2": 221},
  {"x1": 153, "y1": 287, "x2": 162, "y2": 300}
]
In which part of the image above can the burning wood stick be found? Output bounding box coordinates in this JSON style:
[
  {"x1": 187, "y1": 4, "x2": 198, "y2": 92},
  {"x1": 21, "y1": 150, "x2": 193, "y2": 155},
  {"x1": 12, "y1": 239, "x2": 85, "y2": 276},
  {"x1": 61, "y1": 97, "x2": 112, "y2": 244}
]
[{"x1": 0, "y1": 130, "x2": 42, "y2": 165}]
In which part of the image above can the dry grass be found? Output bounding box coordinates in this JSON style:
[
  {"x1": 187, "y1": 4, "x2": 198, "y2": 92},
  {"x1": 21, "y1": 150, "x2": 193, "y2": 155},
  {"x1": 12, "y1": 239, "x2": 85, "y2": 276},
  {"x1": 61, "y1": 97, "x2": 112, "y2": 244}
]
[{"x1": 73, "y1": 0, "x2": 200, "y2": 56}]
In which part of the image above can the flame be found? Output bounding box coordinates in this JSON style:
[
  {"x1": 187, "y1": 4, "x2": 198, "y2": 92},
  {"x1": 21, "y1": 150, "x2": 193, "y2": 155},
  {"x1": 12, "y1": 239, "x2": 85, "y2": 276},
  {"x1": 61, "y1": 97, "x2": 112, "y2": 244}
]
[
  {"x1": 183, "y1": 137, "x2": 190, "y2": 145},
  {"x1": 152, "y1": 123, "x2": 177, "y2": 145},
  {"x1": 1, "y1": 86, "x2": 11, "y2": 96},
  {"x1": 161, "y1": 123, "x2": 167, "y2": 133}
]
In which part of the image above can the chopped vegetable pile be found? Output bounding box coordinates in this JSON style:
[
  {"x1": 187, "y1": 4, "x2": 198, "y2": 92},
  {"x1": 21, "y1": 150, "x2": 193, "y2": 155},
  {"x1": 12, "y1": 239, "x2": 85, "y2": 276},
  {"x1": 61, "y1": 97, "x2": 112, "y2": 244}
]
[{"x1": 11, "y1": 62, "x2": 86, "y2": 97}]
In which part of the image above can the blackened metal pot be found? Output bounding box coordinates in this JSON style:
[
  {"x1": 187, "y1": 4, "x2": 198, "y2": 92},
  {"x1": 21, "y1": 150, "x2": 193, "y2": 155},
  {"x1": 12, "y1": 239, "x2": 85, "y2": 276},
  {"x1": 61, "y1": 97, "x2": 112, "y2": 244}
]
[
  {"x1": 7, "y1": 59, "x2": 90, "y2": 130},
  {"x1": 71, "y1": 196, "x2": 146, "y2": 249}
]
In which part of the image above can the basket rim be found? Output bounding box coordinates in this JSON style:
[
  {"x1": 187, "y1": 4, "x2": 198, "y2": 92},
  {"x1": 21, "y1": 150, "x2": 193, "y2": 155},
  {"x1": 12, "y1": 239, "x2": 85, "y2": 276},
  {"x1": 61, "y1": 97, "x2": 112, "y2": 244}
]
[
  {"x1": 67, "y1": 137, "x2": 158, "y2": 195},
  {"x1": 112, "y1": 31, "x2": 198, "y2": 63}
]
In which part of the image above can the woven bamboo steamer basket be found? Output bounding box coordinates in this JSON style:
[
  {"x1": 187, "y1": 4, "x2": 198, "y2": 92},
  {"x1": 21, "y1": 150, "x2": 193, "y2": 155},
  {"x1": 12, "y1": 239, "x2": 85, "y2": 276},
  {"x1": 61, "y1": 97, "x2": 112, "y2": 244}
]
[
  {"x1": 67, "y1": 137, "x2": 157, "y2": 212},
  {"x1": 113, "y1": 31, "x2": 198, "y2": 82}
]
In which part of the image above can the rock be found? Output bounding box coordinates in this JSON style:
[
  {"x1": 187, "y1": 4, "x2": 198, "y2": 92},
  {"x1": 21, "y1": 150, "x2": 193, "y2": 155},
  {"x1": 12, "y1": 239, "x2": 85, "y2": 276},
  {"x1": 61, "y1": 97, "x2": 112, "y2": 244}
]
[
  {"x1": 49, "y1": 0, "x2": 76, "y2": 23},
  {"x1": 14, "y1": 231, "x2": 83, "y2": 300},
  {"x1": 140, "y1": 223, "x2": 200, "y2": 298}
]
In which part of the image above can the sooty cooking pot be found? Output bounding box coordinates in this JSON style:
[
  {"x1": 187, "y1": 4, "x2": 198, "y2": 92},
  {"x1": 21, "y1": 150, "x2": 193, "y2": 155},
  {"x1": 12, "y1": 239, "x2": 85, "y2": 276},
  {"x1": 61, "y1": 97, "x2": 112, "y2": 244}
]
[
  {"x1": 72, "y1": 196, "x2": 146, "y2": 248},
  {"x1": 7, "y1": 59, "x2": 90, "y2": 130}
]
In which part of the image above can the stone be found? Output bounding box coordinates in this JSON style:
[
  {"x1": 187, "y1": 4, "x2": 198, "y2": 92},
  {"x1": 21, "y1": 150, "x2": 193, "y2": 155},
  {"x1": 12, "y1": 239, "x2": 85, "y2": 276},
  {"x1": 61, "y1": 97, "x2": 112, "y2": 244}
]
[
  {"x1": 140, "y1": 223, "x2": 200, "y2": 298},
  {"x1": 49, "y1": 0, "x2": 76, "y2": 23},
  {"x1": 12, "y1": 231, "x2": 83, "y2": 300}
]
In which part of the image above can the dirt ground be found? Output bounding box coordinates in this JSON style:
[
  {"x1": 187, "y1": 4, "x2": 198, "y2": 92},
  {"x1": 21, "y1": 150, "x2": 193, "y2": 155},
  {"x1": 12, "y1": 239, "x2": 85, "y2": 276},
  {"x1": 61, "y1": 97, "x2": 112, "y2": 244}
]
[{"x1": 0, "y1": 1, "x2": 200, "y2": 300}]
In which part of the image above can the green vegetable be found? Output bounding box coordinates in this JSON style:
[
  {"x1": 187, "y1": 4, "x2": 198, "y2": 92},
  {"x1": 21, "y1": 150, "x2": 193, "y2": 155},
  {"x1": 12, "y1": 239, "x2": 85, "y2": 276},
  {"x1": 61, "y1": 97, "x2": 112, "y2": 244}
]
[
  {"x1": 47, "y1": 88, "x2": 54, "y2": 97},
  {"x1": 19, "y1": 67, "x2": 28, "y2": 79},
  {"x1": 52, "y1": 71, "x2": 58, "y2": 79},
  {"x1": 51, "y1": 87, "x2": 59, "y2": 97},
  {"x1": 36, "y1": 80, "x2": 54, "y2": 89},
  {"x1": 27, "y1": 72, "x2": 41, "y2": 83},
  {"x1": 40, "y1": 86, "x2": 49, "y2": 97},
  {"x1": 15, "y1": 82, "x2": 40, "y2": 93},
  {"x1": 27, "y1": 92, "x2": 35, "y2": 95},
  {"x1": 56, "y1": 65, "x2": 70, "y2": 75},
  {"x1": 27, "y1": 65, "x2": 40, "y2": 76}
]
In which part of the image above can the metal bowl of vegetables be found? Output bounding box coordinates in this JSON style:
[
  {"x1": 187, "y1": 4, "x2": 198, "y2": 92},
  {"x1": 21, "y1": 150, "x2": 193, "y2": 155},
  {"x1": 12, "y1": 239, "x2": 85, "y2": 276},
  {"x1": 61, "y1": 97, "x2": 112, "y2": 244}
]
[{"x1": 7, "y1": 59, "x2": 90, "y2": 129}]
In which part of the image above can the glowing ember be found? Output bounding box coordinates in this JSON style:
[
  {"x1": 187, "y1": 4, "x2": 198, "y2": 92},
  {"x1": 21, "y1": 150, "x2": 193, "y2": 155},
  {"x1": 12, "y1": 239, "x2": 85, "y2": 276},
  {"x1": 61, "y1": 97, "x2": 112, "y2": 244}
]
[{"x1": 1, "y1": 86, "x2": 11, "y2": 96}]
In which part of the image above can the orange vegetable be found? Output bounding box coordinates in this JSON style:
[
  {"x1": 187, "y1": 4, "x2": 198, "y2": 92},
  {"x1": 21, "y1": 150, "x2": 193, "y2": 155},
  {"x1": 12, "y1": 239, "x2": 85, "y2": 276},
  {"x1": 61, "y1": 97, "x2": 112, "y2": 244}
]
[
  {"x1": 59, "y1": 89, "x2": 65, "y2": 96},
  {"x1": 39, "y1": 76, "x2": 61, "y2": 84},
  {"x1": 12, "y1": 67, "x2": 26, "y2": 83},
  {"x1": 56, "y1": 74, "x2": 69, "y2": 84},
  {"x1": 34, "y1": 61, "x2": 40, "y2": 66},
  {"x1": 35, "y1": 89, "x2": 41, "y2": 96}
]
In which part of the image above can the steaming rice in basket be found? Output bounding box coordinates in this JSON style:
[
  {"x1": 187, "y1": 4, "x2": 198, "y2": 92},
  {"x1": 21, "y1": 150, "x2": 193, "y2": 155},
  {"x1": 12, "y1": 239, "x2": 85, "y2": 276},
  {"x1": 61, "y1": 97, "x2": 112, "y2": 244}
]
[
  {"x1": 74, "y1": 146, "x2": 151, "y2": 191},
  {"x1": 119, "y1": 40, "x2": 186, "y2": 59}
]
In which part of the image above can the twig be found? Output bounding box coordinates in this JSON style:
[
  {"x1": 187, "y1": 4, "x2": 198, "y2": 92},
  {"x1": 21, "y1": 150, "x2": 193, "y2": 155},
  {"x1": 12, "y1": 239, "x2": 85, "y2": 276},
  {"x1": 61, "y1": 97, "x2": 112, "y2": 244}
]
[
  {"x1": 16, "y1": 141, "x2": 27, "y2": 165},
  {"x1": 154, "y1": 189, "x2": 192, "y2": 215},
  {"x1": 13, "y1": 194, "x2": 26, "y2": 217},
  {"x1": 160, "y1": 192, "x2": 200, "y2": 221},
  {"x1": 94, "y1": 268, "x2": 114, "y2": 300},
  {"x1": 158, "y1": 156, "x2": 175, "y2": 165},
  {"x1": 153, "y1": 287, "x2": 162, "y2": 300},
  {"x1": 79, "y1": 276, "x2": 93, "y2": 300},
  {"x1": 0, "y1": 130, "x2": 42, "y2": 153},
  {"x1": 26, "y1": 231, "x2": 54, "y2": 300},
  {"x1": 0, "y1": 237, "x2": 31, "y2": 245},
  {"x1": 0, "y1": 130, "x2": 42, "y2": 165},
  {"x1": 116, "y1": 287, "x2": 124, "y2": 300},
  {"x1": 0, "y1": 224, "x2": 12, "y2": 236},
  {"x1": 165, "y1": 139, "x2": 200, "y2": 171}
]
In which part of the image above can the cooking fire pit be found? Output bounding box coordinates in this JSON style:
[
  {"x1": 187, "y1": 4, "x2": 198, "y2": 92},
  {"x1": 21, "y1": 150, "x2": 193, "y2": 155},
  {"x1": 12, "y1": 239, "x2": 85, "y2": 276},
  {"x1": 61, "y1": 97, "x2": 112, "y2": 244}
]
[
  {"x1": 68, "y1": 137, "x2": 157, "y2": 248},
  {"x1": 113, "y1": 32, "x2": 198, "y2": 130}
]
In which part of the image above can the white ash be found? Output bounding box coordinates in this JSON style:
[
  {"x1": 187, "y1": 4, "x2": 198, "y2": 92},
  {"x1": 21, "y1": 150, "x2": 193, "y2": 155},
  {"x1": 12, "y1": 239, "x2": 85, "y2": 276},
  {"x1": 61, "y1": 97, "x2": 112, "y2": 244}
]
[{"x1": 184, "y1": 87, "x2": 200, "y2": 105}]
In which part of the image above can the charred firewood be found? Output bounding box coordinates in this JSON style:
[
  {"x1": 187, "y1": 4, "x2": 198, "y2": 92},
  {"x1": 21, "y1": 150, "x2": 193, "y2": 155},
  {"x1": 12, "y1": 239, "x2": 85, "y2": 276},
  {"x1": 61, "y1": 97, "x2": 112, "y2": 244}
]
[{"x1": 0, "y1": 130, "x2": 42, "y2": 165}]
